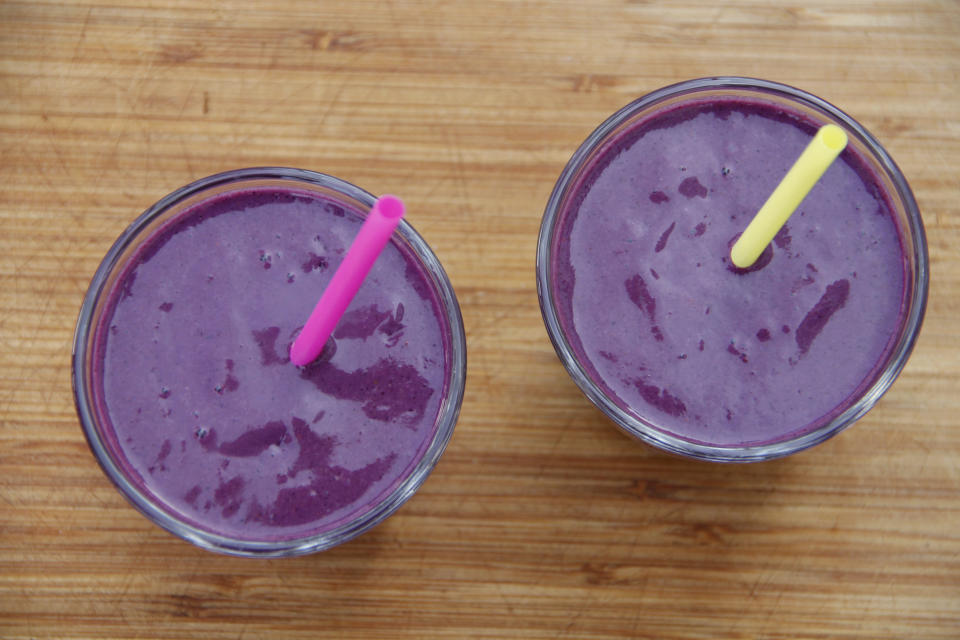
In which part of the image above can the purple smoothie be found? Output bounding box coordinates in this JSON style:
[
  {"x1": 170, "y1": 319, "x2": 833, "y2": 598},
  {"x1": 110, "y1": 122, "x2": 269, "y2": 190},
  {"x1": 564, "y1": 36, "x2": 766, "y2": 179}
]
[
  {"x1": 91, "y1": 186, "x2": 452, "y2": 542},
  {"x1": 549, "y1": 96, "x2": 910, "y2": 448}
]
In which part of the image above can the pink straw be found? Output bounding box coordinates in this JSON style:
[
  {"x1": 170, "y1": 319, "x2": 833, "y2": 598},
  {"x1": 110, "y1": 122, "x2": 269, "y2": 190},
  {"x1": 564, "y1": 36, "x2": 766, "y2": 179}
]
[{"x1": 289, "y1": 194, "x2": 406, "y2": 366}]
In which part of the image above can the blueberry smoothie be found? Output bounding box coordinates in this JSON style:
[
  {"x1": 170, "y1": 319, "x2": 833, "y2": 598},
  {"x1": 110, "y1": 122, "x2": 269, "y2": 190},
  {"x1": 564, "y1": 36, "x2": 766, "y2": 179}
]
[
  {"x1": 78, "y1": 172, "x2": 463, "y2": 551},
  {"x1": 540, "y1": 80, "x2": 925, "y2": 459}
]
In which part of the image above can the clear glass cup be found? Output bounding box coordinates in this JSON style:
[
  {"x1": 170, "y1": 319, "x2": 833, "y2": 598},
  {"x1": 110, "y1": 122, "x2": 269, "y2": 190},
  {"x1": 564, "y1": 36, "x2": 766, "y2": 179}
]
[
  {"x1": 73, "y1": 168, "x2": 466, "y2": 556},
  {"x1": 536, "y1": 77, "x2": 928, "y2": 462}
]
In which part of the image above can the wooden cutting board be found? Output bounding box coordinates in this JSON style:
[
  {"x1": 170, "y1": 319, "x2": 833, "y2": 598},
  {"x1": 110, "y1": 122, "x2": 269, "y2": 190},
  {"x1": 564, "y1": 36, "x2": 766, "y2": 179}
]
[{"x1": 1, "y1": 1, "x2": 958, "y2": 638}]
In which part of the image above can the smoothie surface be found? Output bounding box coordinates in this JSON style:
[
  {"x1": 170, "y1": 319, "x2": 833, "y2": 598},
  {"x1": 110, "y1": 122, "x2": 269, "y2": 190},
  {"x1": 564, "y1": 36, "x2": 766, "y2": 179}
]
[
  {"x1": 552, "y1": 97, "x2": 908, "y2": 446},
  {"x1": 94, "y1": 187, "x2": 449, "y2": 541}
]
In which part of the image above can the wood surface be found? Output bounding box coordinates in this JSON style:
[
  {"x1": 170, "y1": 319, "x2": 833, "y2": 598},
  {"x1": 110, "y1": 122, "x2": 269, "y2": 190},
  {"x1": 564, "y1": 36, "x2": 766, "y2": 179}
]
[{"x1": 2, "y1": 1, "x2": 959, "y2": 638}]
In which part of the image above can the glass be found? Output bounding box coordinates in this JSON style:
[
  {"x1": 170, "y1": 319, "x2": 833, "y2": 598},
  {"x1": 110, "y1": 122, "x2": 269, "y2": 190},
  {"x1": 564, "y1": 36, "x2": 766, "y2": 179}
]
[
  {"x1": 73, "y1": 168, "x2": 466, "y2": 556},
  {"x1": 536, "y1": 77, "x2": 928, "y2": 462}
]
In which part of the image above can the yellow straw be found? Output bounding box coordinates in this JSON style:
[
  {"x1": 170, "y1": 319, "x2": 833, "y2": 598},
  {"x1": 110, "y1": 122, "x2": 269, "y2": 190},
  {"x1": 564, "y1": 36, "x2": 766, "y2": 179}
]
[{"x1": 730, "y1": 124, "x2": 848, "y2": 269}]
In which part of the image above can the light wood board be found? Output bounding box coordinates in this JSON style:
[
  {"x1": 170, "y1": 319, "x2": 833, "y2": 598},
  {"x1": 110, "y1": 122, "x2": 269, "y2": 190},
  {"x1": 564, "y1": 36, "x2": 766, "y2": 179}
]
[{"x1": 1, "y1": 1, "x2": 958, "y2": 638}]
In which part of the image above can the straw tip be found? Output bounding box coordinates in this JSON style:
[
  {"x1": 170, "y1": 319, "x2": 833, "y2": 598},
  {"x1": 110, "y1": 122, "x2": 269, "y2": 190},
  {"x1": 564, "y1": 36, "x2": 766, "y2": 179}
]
[
  {"x1": 730, "y1": 243, "x2": 755, "y2": 269},
  {"x1": 288, "y1": 341, "x2": 312, "y2": 367},
  {"x1": 818, "y1": 124, "x2": 848, "y2": 152},
  {"x1": 376, "y1": 195, "x2": 405, "y2": 220}
]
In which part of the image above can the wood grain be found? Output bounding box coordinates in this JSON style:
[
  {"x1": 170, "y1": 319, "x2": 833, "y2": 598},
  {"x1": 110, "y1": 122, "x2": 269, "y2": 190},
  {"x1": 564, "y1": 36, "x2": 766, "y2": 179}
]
[{"x1": 2, "y1": 1, "x2": 959, "y2": 638}]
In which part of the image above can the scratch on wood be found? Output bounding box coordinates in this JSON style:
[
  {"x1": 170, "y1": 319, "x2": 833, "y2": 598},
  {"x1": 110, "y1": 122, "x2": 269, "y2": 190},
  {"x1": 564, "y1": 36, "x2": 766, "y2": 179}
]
[
  {"x1": 158, "y1": 44, "x2": 203, "y2": 64},
  {"x1": 72, "y1": 7, "x2": 93, "y2": 62}
]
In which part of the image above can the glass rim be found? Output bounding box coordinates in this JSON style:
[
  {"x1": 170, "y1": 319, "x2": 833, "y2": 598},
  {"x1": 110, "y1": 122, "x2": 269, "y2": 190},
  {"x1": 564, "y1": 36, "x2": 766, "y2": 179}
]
[
  {"x1": 536, "y1": 77, "x2": 929, "y2": 463},
  {"x1": 72, "y1": 167, "x2": 467, "y2": 556}
]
